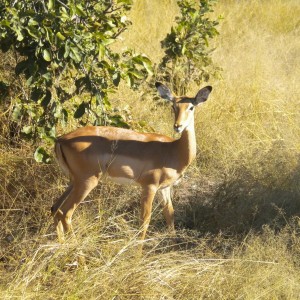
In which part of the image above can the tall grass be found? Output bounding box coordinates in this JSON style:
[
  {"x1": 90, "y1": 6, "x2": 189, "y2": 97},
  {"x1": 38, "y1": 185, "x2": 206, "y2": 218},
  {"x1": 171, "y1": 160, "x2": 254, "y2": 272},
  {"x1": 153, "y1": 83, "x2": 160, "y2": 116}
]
[{"x1": 1, "y1": 0, "x2": 300, "y2": 299}]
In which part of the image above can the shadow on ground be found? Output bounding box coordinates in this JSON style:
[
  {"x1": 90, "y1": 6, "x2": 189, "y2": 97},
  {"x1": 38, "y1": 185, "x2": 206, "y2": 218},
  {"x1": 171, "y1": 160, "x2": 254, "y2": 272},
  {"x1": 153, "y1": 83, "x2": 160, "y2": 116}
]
[{"x1": 176, "y1": 163, "x2": 300, "y2": 235}]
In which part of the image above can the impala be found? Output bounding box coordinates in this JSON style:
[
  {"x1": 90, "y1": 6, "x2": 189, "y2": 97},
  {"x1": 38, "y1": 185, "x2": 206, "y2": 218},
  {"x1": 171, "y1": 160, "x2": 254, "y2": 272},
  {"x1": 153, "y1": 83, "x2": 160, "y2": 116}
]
[{"x1": 51, "y1": 82, "x2": 212, "y2": 242}]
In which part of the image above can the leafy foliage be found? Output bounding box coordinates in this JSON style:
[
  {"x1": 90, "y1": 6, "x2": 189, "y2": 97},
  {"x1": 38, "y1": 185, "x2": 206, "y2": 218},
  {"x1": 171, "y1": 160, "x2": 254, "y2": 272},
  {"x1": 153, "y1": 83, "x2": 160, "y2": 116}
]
[
  {"x1": 0, "y1": 0, "x2": 152, "y2": 161},
  {"x1": 157, "y1": 0, "x2": 220, "y2": 94}
]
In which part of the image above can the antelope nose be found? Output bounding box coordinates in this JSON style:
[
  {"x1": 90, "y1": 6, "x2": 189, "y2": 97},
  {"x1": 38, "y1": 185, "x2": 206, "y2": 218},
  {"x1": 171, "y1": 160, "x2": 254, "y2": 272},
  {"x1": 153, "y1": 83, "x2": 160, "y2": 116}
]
[{"x1": 174, "y1": 124, "x2": 182, "y2": 133}]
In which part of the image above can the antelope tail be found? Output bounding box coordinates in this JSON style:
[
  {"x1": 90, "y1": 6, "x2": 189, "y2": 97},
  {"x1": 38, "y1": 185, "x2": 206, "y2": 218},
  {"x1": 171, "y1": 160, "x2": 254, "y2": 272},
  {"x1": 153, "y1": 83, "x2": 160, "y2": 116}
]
[
  {"x1": 54, "y1": 140, "x2": 70, "y2": 178},
  {"x1": 51, "y1": 141, "x2": 71, "y2": 215}
]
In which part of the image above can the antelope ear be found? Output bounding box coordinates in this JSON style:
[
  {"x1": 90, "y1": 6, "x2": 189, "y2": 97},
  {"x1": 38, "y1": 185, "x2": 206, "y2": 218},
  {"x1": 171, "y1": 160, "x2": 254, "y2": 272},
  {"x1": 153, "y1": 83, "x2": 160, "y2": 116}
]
[
  {"x1": 193, "y1": 86, "x2": 212, "y2": 106},
  {"x1": 155, "y1": 82, "x2": 174, "y2": 101}
]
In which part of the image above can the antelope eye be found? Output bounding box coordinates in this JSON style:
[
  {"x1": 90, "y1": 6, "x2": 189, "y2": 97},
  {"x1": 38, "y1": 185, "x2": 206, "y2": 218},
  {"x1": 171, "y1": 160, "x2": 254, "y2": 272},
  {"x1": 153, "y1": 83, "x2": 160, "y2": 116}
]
[{"x1": 189, "y1": 106, "x2": 194, "y2": 111}]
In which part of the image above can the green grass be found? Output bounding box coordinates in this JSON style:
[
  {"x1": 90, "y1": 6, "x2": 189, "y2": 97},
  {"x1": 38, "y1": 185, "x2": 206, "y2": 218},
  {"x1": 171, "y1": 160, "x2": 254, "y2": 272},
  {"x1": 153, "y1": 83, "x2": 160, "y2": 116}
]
[{"x1": 1, "y1": 0, "x2": 300, "y2": 299}]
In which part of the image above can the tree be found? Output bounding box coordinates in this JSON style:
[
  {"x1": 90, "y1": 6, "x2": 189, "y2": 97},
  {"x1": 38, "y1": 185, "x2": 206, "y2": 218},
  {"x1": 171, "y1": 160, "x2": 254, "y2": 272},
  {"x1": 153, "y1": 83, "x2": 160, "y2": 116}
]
[
  {"x1": 0, "y1": 0, "x2": 152, "y2": 161},
  {"x1": 156, "y1": 0, "x2": 220, "y2": 95}
]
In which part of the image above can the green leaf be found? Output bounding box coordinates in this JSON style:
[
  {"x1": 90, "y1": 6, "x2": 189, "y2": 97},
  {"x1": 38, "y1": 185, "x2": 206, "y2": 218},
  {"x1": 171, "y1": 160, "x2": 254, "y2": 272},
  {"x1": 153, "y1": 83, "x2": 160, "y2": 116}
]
[
  {"x1": 141, "y1": 56, "x2": 153, "y2": 75},
  {"x1": 43, "y1": 49, "x2": 51, "y2": 62},
  {"x1": 117, "y1": 0, "x2": 133, "y2": 5},
  {"x1": 16, "y1": 28, "x2": 24, "y2": 41},
  {"x1": 64, "y1": 42, "x2": 70, "y2": 58},
  {"x1": 28, "y1": 19, "x2": 38, "y2": 26},
  {"x1": 48, "y1": 126, "x2": 56, "y2": 138},
  {"x1": 128, "y1": 70, "x2": 144, "y2": 79},
  {"x1": 75, "y1": 4, "x2": 86, "y2": 17},
  {"x1": 42, "y1": 72, "x2": 51, "y2": 82},
  {"x1": 109, "y1": 115, "x2": 130, "y2": 128},
  {"x1": 56, "y1": 31, "x2": 65, "y2": 41},
  {"x1": 120, "y1": 16, "x2": 127, "y2": 23},
  {"x1": 98, "y1": 44, "x2": 105, "y2": 61},
  {"x1": 74, "y1": 102, "x2": 86, "y2": 118},
  {"x1": 34, "y1": 147, "x2": 51, "y2": 163},
  {"x1": 204, "y1": 36, "x2": 209, "y2": 47},
  {"x1": 12, "y1": 105, "x2": 22, "y2": 121},
  {"x1": 69, "y1": 46, "x2": 82, "y2": 62},
  {"x1": 44, "y1": 26, "x2": 54, "y2": 44},
  {"x1": 41, "y1": 90, "x2": 52, "y2": 108},
  {"x1": 124, "y1": 73, "x2": 134, "y2": 87},
  {"x1": 15, "y1": 60, "x2": 28, "y2": 76},
  {"x1": 61, "y1": 109, "x2": 68, "y2": 126},
  {"x1": 102, "y1": 38, "x2": 114, "y2": 46},
  {"x1": 1, "y1": 20, "x2": 10, "y2": 27},
  {"x1": 26, "y1": 76, "x2": 33, "y2": 86},
  {"x1": 48, "y1": 0, "x2": 54, "y2": 10},
  {"x1": 182, "y1": 43, "x2": 186, "y2": 55},
  {"x1": 112, "y1": 72, "x2": 121, "y2": 87},
  {"x1": 22, "y1": 125, "x2": 33, "y2": 134},
  {"x1": 27, "y1": 26, "x2": 40, "y2": 39}
]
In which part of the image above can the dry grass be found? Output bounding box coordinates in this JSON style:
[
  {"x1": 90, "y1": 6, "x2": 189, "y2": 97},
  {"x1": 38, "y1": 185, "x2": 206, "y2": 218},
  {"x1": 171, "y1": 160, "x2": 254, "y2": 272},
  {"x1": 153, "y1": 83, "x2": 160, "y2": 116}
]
[{"x1": 1, "y1": 0, "x2": 300, "y2": 299}]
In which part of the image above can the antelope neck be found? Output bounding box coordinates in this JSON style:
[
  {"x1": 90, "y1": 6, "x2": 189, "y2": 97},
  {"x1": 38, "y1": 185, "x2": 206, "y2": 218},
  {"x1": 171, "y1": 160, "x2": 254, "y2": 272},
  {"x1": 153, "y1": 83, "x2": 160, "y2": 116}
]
[{"x1": 174, "y1": 118, "x2": 197, "y2": 171}]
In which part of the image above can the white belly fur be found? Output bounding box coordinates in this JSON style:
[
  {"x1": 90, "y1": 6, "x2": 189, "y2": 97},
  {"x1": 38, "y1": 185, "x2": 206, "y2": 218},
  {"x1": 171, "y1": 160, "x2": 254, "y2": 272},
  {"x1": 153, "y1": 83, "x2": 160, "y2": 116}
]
[{"x1": 106, "y1": 176, "x2": 136, "y2": 185}]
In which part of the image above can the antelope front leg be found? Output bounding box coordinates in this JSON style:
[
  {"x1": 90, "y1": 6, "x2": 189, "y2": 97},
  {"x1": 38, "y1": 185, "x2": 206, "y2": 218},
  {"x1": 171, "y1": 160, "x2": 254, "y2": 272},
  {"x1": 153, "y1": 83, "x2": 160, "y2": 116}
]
[{"x1": 140, "y1": 185, "x2": 157, "y2": 242}]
